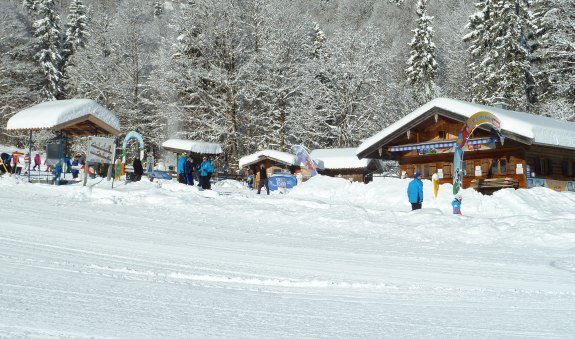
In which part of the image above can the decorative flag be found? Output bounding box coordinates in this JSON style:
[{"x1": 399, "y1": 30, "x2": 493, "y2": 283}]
[
  {"x1": 432, "y1": 173, "x2": 439, "y2": 199},
  {"x1": 291, "y1": 145, "x2": 317, "y2": 176}
]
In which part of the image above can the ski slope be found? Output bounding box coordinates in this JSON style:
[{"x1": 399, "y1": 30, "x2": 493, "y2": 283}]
[{"x1": 1, "y1": 175, "x2": 575, "y2": 338}]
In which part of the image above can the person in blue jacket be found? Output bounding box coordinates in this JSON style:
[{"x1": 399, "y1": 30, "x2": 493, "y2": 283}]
[
  {"x1": 452, "y1": 194, "x2": 462, "y2": 215},
  {"x1": 407, "y1": 171, "x2": 424, "y2": 210},
  {"x1": 177, "y1": 153, "x2": 186, "y2": 184},
  {"x1": 199, "y1": 156, "x2": 214, "y2": 190}
]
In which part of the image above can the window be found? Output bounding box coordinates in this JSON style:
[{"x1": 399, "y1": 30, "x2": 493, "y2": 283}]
[
  {"x1": 562, "y1": 161, "x2": 575, "y2": 177},
  {"x1": 465, "y1": 161, "x2": 473, "y2": 177},
  {"x1": 423, "y1": 165, "x2": 430, "y2": 178},
  {"x1": 541, "y1": 158, "x2": 553, "y2": 175},
  {"x1": 527, "y1": 157, "x2": 541, "y2": 176},
  {"x1": 438, "y1": 130, "x2": 446, "y2": 140},
  {"x1": 499, "y1": 159, "x2": 507, "y2": 173},
  {"x1": 491, "y1": 160, "x2": 498, "y2": 175}
]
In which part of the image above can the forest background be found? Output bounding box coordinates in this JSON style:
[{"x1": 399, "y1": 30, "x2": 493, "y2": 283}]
[{"x1": 0, "y1": 0, "x2": 573, "y2": 168}]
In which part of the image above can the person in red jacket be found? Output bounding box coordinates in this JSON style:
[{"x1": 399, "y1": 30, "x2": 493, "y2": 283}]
[{"x1": 33, "y1": 153, "x2": 41, "y2": 171}]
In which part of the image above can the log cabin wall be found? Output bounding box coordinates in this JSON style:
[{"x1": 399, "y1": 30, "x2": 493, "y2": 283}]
[
  {"x1": 318, "y1": 169, "x2": 364, "y2": 183},
  {"x1": 525, "y1": 145, "x2": 575, "y2": 181},
  {"x1": 396, "y1": 115, "x2": 530, "y2": 188}
]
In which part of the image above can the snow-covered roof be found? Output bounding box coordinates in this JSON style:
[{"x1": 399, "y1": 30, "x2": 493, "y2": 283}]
[
  {"x1": 162, "y1": 139, "x2": 223, "y2": 155},
  {"x1": 239, "y1": 150, "x2": 297, "y2": 168},
  {"x1": 7, "y1": 99, "x2": 121, "y2": 135},
  {"x1": 357, "y1": 97, "x2": 575, "y2": 157},
  {"x1": 310, "y1": 148, "x2": 371, "y2": 170}
]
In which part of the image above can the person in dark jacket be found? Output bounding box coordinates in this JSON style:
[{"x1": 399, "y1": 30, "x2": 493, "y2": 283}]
[
  {"x1": 71, "y1": 156, "x2": 80, "y2": 179},
  {"x1": 133, "y1": 156, "x2": 144, "y2": 181},
  {"x1": 257, "y1": 163, "x2": 269, "y2": 195},
  {"x1": 407, "y1": 171, "x2": 423, "y2": 210},
  {"x1": 185, "y1": 155, "x2": 194, "y2": 186}
]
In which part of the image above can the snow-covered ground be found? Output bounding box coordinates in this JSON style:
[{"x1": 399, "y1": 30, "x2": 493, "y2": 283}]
[{"x1": 1, "y1": 174, "x2": 575, "y2": 338}]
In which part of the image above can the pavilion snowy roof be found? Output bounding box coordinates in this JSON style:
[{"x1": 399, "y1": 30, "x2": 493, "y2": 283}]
[
  {"x1": 357, "y1": 97, "x2": 575, "y2": 158},
  {"x1": 239, "y1": 150, "x2": 297, "y2": 168},
  {"x1": 6, "y1": 99, "x2": 121, "y2": 135},
  {"x1": 161, "y1": 139, "x2": 223, "y2": 155},
  {"x1": 310, "y1": 148, "x2": 371, "y2": 170}
]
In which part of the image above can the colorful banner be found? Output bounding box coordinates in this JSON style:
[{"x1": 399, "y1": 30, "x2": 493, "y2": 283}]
[
  {"x1": 122, "y1": 131, "x2": 145, "y2": 163},
  {"x1": 292, "y1": 145, "x2": 317, "y2": 176},
  {"x1": 456, "y1": 111, "x2": 502, "y2": 149},
  {"x1": 527, "y1": 178, "x2": 575, "y2": 192},
  {"x1": 453, "y1": 111, "x2": 503, "y2": 194}
]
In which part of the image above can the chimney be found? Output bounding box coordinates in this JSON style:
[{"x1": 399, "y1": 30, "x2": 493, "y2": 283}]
[{"x1": 493, "y1": 97, "x2": 508, "y2": 110}]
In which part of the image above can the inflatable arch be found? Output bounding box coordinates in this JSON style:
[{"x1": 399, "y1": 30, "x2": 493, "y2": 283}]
[
  {"x1": 122, "y1": 131, "x2": 145, "y2": 163},
  {"x1": 453, "y1": 111, "x2": 505, "y2": 195}
]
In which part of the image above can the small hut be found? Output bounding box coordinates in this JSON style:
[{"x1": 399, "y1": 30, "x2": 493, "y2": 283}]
[
  {"x1": 161, "y1": 138, "x2": 223, "y2": 173},
  {"x1": 239, "y1": 150, "x2": 301, "y2": 188},
  {"x1": 6, "y1": 99, "x2": 121, "y2": 183},
  {"x1": 310, "y1": 148, "x2": 382, "y2": 183}
]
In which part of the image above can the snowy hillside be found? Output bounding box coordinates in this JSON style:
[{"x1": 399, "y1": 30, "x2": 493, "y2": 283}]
[{"x1": 1, "y1": 175, "x2": 575, "y2": 337}]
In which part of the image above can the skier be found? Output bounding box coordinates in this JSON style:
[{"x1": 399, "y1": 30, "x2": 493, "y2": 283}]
[
  {"x1": 407, "y1": 171, "x2": 424, "y2": 210},
  {"x1": 452, "y1": 194, "x2": 462, "y2": 215},
  {"x1": 257, "y1": 163, "x2": 269, "y2": 195}
]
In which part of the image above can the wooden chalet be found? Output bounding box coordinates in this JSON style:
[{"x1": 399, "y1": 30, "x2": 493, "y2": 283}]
[
  {"x1": 310, "y1": 148, "x2": 382, "y2": 183},
  {"x1": 239, "y1": 150, "x2": 303, "y2": 188},
  {"x1": 356, "y1": 98, "x2": 575, "y2": 193}
]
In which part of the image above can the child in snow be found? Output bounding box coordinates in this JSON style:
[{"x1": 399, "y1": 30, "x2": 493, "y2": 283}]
[{"x1": 452, "y1": 194, "x2": 462, "y2": 215}]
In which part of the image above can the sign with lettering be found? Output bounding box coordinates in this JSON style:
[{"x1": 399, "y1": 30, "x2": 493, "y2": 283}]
[{"x1": 86, "y1": 137, "x2": 115, "y2": 164}]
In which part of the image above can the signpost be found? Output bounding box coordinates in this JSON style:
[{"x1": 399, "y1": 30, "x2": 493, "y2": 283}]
[{"x1": 84, "y1": 136, "x2": 115, "y2": 186}]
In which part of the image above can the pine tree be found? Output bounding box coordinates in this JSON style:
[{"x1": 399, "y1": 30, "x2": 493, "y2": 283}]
[
  {"x1": 463, "y1": 0, "x2": 536, "y2": 110},
  {"x1": 33, "y1": 0, "x2": 62, "y2": 100},
  {"x1": 311, "y1": 23, "x2": 327, "y2": 60},
  {"x1": 406, "y1": 0, "x2": 438, "y2": 104},
  {"x1": 532, "y1": 0, "x2": 575, "y2": 120},
  {"x1": 23, "y1": 0, "x2": 40, "y2": 13},
  {"x1": 60, "y1": 0, "x2": 89, "y2": 99},
  {"x1": 153, "y1": 1, "x2": 163, "y2": 18}
]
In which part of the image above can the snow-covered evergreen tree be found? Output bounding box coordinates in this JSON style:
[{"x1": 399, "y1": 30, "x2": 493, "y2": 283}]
[
  {"x1": 463, "y1": 0, "x2": 536, "y2": 110},
  {"x1": 60, "y1": 0, "x2": 88, "y2": 99},
  {"x1": 33, "y1": 0, "x2": 62, "y2": 100},
  {"x1": 406, "y1": 0, "x2": 438, "y2": 104},
  {"x1": 23, "y1": 0, "x2": 40, "y2": 13},
  {"x1": 153, "y1": 1, "x2": 163, "y2": 18},
  {"x1": 0, "y1": 1, "x2": 43, "y2": 143},
  {"x1": 532, "y1": 0, "x2": 575, "y2": 120}
]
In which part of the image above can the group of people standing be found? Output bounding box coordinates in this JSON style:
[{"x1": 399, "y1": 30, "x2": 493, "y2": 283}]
[
  {"x1": 177, "y1": 154, "x2": 214, "y2": 190},
  {"x1": 1, "y1": 152, "x2": 44, "y2": 175},
  {"x1": 407, "y1": 171, "x2": 463, "y2": 214}
]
